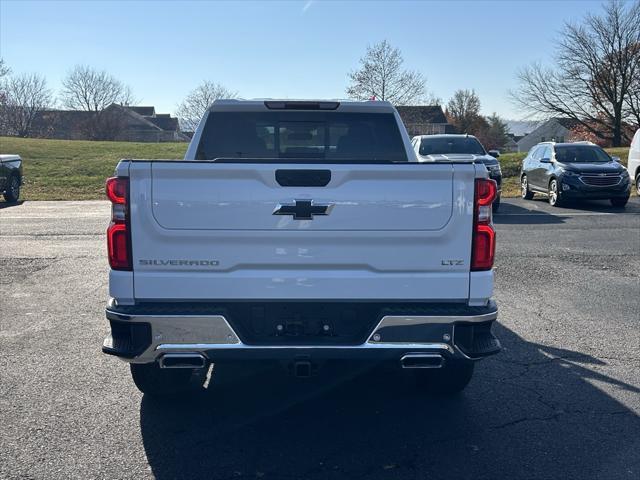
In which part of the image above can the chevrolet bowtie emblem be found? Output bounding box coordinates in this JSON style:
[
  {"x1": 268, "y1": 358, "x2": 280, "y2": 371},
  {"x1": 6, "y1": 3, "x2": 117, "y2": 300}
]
[{"x1": 273, "y1": 200, "x2": 333, "y2": 220}]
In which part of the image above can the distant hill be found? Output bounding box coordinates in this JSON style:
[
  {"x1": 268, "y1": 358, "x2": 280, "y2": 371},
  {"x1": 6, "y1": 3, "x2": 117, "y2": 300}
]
[{"x1": 505, "y1": 120, "x2": 543, "y2": 137}]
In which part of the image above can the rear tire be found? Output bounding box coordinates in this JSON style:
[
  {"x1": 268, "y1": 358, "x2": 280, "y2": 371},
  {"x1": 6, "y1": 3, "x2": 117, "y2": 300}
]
[
  {"x1": 635, "y1": 173, "x2": 640, "y2": 196},
  {"x1": 3, "y1": 175, "x2": 20, "y2": 202},
  {"x1": 610, "y1": 197, "x2": 629, "y2": 208},
  {"x1": 413, "y1": 360, "x2": 475, "y2": 395},
  {"x1": 521, "y1": 175, "x2": 534, "y2": 200},
  {"x1": 130, "y1": 362, "x2": 204, "y2": 397},
  {"x1": 492, "y1": 194, "x2": 501, "y2": 213}
]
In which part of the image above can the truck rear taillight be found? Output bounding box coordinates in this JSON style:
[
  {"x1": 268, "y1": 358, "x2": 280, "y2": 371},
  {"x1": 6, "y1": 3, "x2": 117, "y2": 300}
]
[
  {"x1": 471, "y1": 178, "x2": 497, "y2": 271},
  {"x1": 106, "y1": 177, "x2": 132, "y2": 271}
]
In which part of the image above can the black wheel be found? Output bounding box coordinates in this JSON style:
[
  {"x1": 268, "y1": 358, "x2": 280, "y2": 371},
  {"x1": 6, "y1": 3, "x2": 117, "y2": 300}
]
[
  {"x1": 635, "y1": 173, "x2": 640, "y2": 196},
  {"x1": 130, "y1": 362, "x2": 204, "y2": 397},
  {"x1": 492, "y1": 194, "x2": 501, "y2": 213},
  {"x1": 3, "y1": 175, "x2": 20, "y2": 202},
  {"x1": 412, "y1": 360, "x2": 475, "y2": 395},
  {"x1": 610, "y1": 197, "x2": 629, "y2": 208},
  {"x1": 521, "y1": 175, "x2": 534, "y2": 200},
  {"x1": 548, "y1": 178, "x2": 563, "y2": 207}
]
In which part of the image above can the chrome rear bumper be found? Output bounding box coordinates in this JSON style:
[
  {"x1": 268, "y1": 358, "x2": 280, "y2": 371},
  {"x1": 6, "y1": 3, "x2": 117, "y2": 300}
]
[{"x1": 103, "y1": 299, "x2": 500, "y2": 364}]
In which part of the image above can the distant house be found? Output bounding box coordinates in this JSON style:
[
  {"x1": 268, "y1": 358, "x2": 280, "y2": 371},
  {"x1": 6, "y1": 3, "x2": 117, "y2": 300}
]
[
  {"x1": 30, "y1": 104, "x2": 189, "y2": 142},
  {"x1": 516, "y1": 118, "x2": 581, "y2": 152},
  {"x1": 112, "y1": 105, "x2": 188, "y2": 142},
  {"x1": 127, "y1": 106, "x2": 156, "y2": 117},
  {"x1": 395, "y1": 105, "x2": 453, "y2": 137},
  {"x1": 503, "y1": 134, "x2": 519, "y2": 153},
  {"x1": 505, "y1": 120, "x2": 542, "y2": 138}
]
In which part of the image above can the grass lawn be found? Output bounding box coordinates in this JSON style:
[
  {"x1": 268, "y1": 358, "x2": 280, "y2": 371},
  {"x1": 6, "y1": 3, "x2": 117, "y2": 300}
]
[
  {"x1": 0, "y1": 137, "x2": 187, "y2": 200},
  {"x1": 0, "y1": 136, "x2": 632, "y2": 201}
]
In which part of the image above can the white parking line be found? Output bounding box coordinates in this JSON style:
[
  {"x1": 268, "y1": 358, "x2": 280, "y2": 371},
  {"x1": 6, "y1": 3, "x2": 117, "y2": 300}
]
[
  {"x1": 497, "y1": 212, "x2": 639, "y2": 216},
  {"x1": 0, "y1": 215, "x2": 106, "y2": 219}
]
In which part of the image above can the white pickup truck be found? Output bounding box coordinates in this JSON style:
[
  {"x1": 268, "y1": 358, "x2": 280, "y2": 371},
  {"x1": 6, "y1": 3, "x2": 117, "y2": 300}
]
[{"x1": 102, "y1": 99, "x2": 500, "y2": 396}]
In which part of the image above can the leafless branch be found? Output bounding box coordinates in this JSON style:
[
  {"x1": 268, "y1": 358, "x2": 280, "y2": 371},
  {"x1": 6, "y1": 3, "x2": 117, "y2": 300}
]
[
  {"x1": 511, "y1": 0, "x2": 640, "y2": 146},
  {"x1": 0, "y1": 73, "x2": 52, "y2": 137},
  {"x1": 346, "y1": 40, "x2": 427, "y2": 105},
  {"x1": 60, "y1": 65, "x2": 136, "y2": 112},
  {"x1": 445, "y1": 89, "x2": 482, "y2": 133},
  {"x1": 0, "y1": 58, "x2": 10, "y2": 80},
  {"x1": 176, "y1": 81, "x2": 238, "y2": 132}
]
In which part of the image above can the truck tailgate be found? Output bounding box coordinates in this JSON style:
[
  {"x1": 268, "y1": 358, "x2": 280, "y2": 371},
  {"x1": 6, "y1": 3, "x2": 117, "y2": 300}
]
[{"x1": 128, "y1": 161, "x2": 476, "y2": 301}]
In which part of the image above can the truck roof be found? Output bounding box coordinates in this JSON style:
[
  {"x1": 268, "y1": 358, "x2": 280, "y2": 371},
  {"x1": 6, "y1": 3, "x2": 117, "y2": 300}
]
[
  {"x1": 414, "y1": 134, "x2": 479, "y2": 140},
  {"x1": 209, "y1": 99, "x2": 397, "y2": 114},
  {"x1": 536, "y1": 141, "x2": 597, "y2": 147}
]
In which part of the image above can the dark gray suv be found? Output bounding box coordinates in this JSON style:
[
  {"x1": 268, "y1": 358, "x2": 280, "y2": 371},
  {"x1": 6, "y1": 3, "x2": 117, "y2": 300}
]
[{"x1": 520, "y1": 142, "x2": 631, "y2": 207}]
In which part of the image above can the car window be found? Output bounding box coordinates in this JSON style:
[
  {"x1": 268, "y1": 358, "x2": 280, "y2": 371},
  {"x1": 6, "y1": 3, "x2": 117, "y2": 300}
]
[
  {"x1": 530, "y1": 146, "x2": 542, "y2": 160},
  {"x1": 554, "y1": 145, "x2": 611, "y2": 163},
  {"x1": 540, "y1": 146, "x2": 551, "y2": 160},
  {"x1": 196, "y1": 111, "x2": 408, "y2": 162},
  {"x1": 418, "y1": 137, "x2": 486, "y2": 156}
]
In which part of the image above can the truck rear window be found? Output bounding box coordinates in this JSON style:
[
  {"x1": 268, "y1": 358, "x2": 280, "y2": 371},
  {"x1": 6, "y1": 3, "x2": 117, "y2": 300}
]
[
  {"x1": 195, "y1": 111, "x2": 408, "y2": 162},
  {"x1": 419, "y1": 137, "x2": 486, "y2": 156}
]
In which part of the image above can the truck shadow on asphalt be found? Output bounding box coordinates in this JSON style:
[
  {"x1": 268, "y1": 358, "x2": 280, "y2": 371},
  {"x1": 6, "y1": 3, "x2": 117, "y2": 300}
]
[
  {"x1": 495, "y1": 197, "x2": 639, "y2": 225},
  {"x1": 139, "y1": 323, "x2": 640, "y2": 480},
  {"x1": 494, "y1": 202, "x2": 565, "y2": 225},
  {"x1": 498, "y1": 196, "x2": 639, "y2": 220}
]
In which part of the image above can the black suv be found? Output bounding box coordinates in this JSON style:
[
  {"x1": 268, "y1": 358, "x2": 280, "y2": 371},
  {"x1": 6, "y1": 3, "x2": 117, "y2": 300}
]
[
  {"x1": 520, "y1": 142, "x2": 631, "y2": 207},
  {"x1": 412, "y1": 134, "x2": 502, "y2": 211}
]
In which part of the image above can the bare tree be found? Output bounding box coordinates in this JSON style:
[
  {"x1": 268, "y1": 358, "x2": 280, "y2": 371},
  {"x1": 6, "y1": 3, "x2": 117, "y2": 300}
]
[
  {"x1": 0, "y1": 59, "x2": 11, "y2": 118},
  {"x1": 445, "y1": 89, "x2": 482, "y2": 133},
  {"x1": 0, "y1": 58, "x2": 10, "y2": 80},
  {"x1": 176, "y1": 81, "x2": 237, "y2": 132},
  {"x1": 512, "y1": 0, "x2": 640, "y2": 146},
  {"x1": 1, "y1": 73, "x2": 52, "y2": 137},
  {"x1": 476, "y1": 113, "x2": 510, "y2": 151},
  {"x1": 60, "y1": 65, "x2": 135, "y2": 112},
  {"x1": 426, "y1": 94, "x2": 444, "y2": 106},
  {"x1": 346, "y1": 40, "x2": 427, "y2": 105},
  {"x1": 59, "y1": 65, "x2": 135, "y2": 139}
]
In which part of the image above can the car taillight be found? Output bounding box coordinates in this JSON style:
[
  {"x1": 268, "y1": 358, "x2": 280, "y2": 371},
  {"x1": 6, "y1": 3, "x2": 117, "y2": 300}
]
[
  {"x1": 471, "y1": 178, "x2": 497, "y2": 271},
  {"x1": 106, "y1": 177, "x2": 131, "y2": 270}
]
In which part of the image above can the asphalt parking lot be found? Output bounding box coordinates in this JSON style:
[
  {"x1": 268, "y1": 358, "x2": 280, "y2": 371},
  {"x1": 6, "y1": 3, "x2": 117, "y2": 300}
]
[{"x1": 1, "y1": 198, "x2": 639, "y2": 480}]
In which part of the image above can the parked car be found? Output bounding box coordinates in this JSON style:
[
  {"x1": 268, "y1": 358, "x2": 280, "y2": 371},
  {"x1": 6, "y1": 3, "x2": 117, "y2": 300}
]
[
  {"x1": 520, "y1": 142, "x2": 631, "y2": 207},
  {"x1": 627, "y1": 129, "x2": 640, "y2": 195},
  {"x1": 0, "y1": 154, "x2": 23, "y2": 202},
  {"x1": 412, "y1": 134, "x2": 502, "y2": 212},
  {"x1": 102, "y1": 99, "x2": 501, "y2": 397}
]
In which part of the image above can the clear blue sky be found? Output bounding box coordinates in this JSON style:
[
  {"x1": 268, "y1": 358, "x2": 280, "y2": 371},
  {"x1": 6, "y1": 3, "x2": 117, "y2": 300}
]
[{"x1": 0, "y1": 0, "x2": 602, "y2": 119}]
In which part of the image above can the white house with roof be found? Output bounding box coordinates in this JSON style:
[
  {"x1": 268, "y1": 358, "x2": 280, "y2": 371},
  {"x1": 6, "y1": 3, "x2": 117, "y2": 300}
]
[{"x1": 516, "y1": 118, "x2": 581, "y2": 152}]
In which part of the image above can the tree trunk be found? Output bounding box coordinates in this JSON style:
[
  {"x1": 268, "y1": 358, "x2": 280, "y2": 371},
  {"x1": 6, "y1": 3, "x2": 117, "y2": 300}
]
[{"x1": 612, "y1": 105, "x2": 622, "y2": 147}]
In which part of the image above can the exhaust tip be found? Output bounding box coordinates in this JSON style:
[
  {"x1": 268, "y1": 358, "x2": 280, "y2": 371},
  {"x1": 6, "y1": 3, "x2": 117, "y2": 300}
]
[
  {"x1": 159, "y1": 353, "x2": 206, "y2": 369},
  {"x1": 400, "y1": 353, "x2": 444, "y2": 369}
]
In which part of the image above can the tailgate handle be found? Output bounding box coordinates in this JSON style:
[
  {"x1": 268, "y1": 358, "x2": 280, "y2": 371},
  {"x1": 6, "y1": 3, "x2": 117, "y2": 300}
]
[{"x1": 276, "y1": 169, "x2": 331, "y2": 187}]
